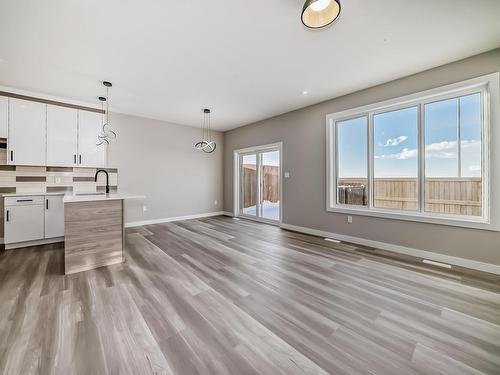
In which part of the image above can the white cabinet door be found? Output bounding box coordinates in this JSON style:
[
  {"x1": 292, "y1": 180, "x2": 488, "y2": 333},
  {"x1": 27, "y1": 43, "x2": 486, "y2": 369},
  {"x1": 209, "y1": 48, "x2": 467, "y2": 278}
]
[
  {"x1": 4, "y1": 204, "x2": 44, "y2": 244},
  {"x1": 8, "y1": 99, "x2": 46, "y2": 165},
  {"x1": 0, "y1": 96, "x2": 8, "y2": 138},
  {"x1": 44, "y1": 195, "x2": 64, "y2": 238},
  {"x1": 47, "y1": 105, "x2": 78, "y2": 167},
  {"x1": 78, "y1": 110, "x2": 106, "y2": 168}
]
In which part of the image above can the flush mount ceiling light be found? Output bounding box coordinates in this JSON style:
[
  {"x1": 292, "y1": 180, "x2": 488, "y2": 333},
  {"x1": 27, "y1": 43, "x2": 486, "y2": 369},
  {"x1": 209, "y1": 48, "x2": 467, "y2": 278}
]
[
  {"x1": 301, "y1": 0, "x2": 341, "y2": 29},
  {"x1": 194, "y1": 109, "x2": 216, "y2": 153}
]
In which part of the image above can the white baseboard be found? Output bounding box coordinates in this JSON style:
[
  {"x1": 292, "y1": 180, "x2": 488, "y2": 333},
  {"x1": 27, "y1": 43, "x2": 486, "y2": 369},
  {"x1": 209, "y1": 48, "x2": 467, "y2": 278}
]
[
  {"x1": 125, "y1": 211, "x2": 226, "y2": 228},
  {"x1": 280, "y1": 223, "x2": 500, "y2": 276},
  {"x1": 222, "y1": 211, "x2": 234, "y2": 217},
  {"x1": 5, "y1": 237, "x2": 64, "y2": 250}
]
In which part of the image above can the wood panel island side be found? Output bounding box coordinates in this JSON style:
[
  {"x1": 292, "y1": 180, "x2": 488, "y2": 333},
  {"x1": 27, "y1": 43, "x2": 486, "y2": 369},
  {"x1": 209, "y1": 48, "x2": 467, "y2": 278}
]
[{"x1": 63, "y1": 193, "x2": 144, "y2": 275}]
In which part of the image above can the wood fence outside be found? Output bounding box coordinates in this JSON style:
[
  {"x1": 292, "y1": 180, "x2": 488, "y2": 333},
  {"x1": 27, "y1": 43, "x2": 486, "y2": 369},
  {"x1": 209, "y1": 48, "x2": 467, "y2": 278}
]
[
  {"x1": 242, "y1": 165, "x2": 279, "y2": 208},
  {"x1": 241, "y1": 164, "x2": 482, "y2": 216},
  {"x1": 338, "y1": 177, "x2": 482, "y2": 216}
]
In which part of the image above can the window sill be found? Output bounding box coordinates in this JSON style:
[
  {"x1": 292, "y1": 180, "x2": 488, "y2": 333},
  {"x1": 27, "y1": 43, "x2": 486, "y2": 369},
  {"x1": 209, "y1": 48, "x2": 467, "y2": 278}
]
[{"x1": 326, "y1": 205, "x2": 497, "y2": 231}]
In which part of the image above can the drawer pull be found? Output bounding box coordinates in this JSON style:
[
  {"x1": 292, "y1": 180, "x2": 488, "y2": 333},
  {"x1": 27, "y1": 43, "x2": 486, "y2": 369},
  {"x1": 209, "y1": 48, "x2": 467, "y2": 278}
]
[
  {"x1": 46, "y1": 199, "x2": 49, "y2": 210},
  {"x1": 16, "y1": 199, "x2": 33, "y2": 202},
  {"x1": 10, "y1": 150, "x2": 13, "y2": 161}
]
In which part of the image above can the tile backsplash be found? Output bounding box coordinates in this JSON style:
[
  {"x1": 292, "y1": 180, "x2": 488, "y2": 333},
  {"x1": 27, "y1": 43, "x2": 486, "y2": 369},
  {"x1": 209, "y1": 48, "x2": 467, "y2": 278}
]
[{"x1": 0, "y1": 166, "x2": 118, "y2": 194}]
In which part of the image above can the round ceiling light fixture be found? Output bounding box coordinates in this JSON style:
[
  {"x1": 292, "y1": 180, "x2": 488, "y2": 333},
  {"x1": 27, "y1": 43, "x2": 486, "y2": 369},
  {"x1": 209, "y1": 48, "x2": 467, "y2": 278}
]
[{"x1": 301, "y1": 0, "x2": 341, "y2": 29}]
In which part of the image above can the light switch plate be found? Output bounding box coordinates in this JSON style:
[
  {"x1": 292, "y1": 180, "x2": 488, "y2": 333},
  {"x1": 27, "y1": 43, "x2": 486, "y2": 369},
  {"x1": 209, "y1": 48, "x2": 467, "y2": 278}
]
[{"x1": 284, "y1": 172, "x2": 290, "y2": 178}]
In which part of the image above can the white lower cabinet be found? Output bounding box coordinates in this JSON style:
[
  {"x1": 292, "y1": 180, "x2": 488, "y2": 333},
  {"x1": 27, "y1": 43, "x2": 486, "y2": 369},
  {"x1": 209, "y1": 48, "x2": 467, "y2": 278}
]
[
  {"x1": 4, "y1": 195, "x2": 64, "y2": 247},
  {"x1": 44, "y1": 196, "x2": 65, "y2": 238},
  {"x1": 4, "y1": 197, "x2": 45, "y2": 244}
]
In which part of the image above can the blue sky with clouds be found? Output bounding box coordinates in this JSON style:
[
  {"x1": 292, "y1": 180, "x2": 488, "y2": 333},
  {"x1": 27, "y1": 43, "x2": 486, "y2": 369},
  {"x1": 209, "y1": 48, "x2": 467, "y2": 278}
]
[{"x1": 337, "y1": 93, "x2": 482, "y2": 179}]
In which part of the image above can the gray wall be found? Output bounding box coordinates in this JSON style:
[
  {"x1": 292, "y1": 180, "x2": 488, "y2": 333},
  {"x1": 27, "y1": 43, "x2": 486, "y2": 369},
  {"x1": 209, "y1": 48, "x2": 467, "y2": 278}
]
[
  {"x1": 223, "y1": 48, "x2": 500, "y2": 266},
  {"x1": 108, "y1": 112, "x2": 223, "y2": 224}
]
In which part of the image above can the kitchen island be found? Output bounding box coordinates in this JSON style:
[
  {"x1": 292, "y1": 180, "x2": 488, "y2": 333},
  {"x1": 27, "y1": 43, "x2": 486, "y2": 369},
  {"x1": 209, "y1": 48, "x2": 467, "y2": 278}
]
[{"x1": 63, "y1": 192, "x2": 144, "y2": 275}]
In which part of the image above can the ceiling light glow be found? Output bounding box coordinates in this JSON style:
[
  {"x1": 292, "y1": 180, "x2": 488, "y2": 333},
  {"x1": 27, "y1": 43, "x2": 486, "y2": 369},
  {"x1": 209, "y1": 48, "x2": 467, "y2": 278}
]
[
  {"x1": 301, "y1": 0, "x2": 341, "y2": 29},
  {"x1": 310, "y1": 0, "x2": 331, "y2": 12}
]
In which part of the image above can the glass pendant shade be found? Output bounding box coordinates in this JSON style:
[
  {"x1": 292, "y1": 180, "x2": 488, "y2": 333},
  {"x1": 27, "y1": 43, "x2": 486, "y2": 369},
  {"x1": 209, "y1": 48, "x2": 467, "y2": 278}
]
[{"x1": 301, "y1": 0, "x2": 341, "y2": 29}]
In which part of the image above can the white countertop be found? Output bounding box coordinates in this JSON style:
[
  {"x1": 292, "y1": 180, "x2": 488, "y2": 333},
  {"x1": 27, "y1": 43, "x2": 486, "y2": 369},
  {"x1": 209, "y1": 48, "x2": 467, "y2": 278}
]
[
  {"x1": 2, "y1": 192, "x2": 66, "y2": 197},
  {"x1": 2, "y1": 191, "x2": 145, "y2": 203},
  {"x1": 63, "y1": 192, "x2": 145, "y2": 203}
]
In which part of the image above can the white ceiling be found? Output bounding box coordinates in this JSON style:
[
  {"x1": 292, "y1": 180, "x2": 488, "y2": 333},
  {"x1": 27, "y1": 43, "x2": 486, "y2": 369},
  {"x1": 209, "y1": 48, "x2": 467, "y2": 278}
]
[{"x1": 1, "y1": 0, "x2": 499, "y2": 131}]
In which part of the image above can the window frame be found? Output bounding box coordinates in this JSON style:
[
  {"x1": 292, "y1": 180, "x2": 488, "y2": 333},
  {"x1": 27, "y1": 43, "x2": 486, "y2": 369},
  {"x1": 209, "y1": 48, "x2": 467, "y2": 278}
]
[{"x1": 326, "y1": 74, "x2": 496, "y2": 230}]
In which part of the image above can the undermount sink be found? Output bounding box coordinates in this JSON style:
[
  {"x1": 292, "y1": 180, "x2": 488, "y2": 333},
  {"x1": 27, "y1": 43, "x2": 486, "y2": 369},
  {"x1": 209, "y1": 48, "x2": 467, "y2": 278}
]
[{"x1": 75, "y1": 192, "x2": 106, "y2": 196}]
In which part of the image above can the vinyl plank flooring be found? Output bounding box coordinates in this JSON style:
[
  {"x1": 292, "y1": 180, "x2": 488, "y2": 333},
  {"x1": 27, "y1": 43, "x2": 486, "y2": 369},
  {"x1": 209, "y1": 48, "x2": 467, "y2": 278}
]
[{"x1": 1, "y1": 216, "x2": 499, "y2": 375}]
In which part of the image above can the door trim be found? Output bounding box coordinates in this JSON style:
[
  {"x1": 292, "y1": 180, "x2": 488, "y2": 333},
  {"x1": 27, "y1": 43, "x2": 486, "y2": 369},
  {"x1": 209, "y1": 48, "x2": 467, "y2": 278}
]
[{"x1": 233, "y1": 142, "x2": 283, "y2": 224}]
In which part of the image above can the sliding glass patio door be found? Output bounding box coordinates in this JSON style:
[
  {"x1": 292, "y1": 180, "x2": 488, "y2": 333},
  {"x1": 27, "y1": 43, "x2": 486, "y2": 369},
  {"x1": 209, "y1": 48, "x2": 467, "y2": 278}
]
[{"x1": 239, "y1": 147, "x2": 281, "y2": 222}]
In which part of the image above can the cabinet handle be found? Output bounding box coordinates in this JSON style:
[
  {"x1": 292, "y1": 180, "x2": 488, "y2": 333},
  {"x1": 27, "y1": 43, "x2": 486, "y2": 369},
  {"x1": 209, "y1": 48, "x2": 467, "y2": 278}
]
[
  {"x1": 17, "y1": 199, "x2": 33, "y2": 202},
  {"x1": 6, "y1": 210, "x2": 9, "y2": 222},
  {"x1": 79, "y1": 155, "x2": 82, "y2": 164},
  {"x1": 74, "y1": 154, "x2": 77, "y2": 164},
  {"x1": 46, "y1": 199, "x2": 49, "y2": 210},
  {"x1": 10, "y1": 150, "x2": 13, "y2": 161}
]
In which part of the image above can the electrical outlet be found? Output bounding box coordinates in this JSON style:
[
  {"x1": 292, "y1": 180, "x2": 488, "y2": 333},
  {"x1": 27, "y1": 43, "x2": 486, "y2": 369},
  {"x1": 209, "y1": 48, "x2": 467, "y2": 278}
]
[
  {"x1": 214, "y1": 200, "x2": 218, "y2": 206},
  {"x1": 347, "y1": 215, "x2": 353, "y2": 224},
  {"x1": 143, "y1": 205, "x2": 148, "y2": 212},
  {"x1": 55, "y1": 177, "x2": 61, "y2": 184}
]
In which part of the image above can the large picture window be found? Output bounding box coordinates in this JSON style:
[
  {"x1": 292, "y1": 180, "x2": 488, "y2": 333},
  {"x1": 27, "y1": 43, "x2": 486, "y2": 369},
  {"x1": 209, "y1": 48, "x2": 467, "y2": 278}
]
[{"x1": 327, "y1": 75, "x2": 495, "y2": 229}]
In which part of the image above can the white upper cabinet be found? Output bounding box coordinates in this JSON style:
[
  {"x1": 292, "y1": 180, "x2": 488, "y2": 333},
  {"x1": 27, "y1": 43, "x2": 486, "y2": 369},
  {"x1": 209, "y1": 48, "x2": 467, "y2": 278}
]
[
  {"x1": 78, "y1": 110, "x2": 106, "y2": 168},
  {"x1": 8, "y1": 98, "x2": 46, "y2": 166},
  {"x1": 3, "y1": 95, "x2": 107, "y2": 168},
  {"x1": 47, "y1": 105, "x2": 78, "y2": 166},
  {"x1": 0, "y1": 97, "x2": 8, "y2": 138}
]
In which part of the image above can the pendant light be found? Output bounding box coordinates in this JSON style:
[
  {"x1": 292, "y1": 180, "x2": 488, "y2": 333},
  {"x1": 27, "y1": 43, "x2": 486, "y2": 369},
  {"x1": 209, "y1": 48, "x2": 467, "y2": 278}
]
[
  {"x1": 96, "y1": 81, "x2": 117, "y2": 146},
  {"x1": 301, "y1": 0, "x2": 341, "y2": 29},
  {"x1": 194, "y1": 109, "x2": 216, "y2": 153}
]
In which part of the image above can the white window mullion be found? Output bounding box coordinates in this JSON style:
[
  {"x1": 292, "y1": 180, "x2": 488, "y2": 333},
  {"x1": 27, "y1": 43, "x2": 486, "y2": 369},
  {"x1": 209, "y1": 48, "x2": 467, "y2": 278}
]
[
  {"x1": 481, "y1": 86, "x2": 490, "y2": 223},
  {"x1": 368, "y1": 113, "x2": 374, "y2": 209},
  {"x1": 457, "y1": 98, "x2": 462, "y2": 178},
  {"x1": 418, "y1": 103, "x2": 425, "y2": 214},
  {"x1": 333, "y1": 120, "x2": 338, "y2": 207}
]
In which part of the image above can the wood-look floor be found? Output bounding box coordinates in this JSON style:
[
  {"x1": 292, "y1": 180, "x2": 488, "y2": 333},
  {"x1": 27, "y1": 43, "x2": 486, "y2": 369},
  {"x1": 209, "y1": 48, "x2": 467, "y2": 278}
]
[{"x1": 1, "y1": 216, "x2": 500, "y2": 375}]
